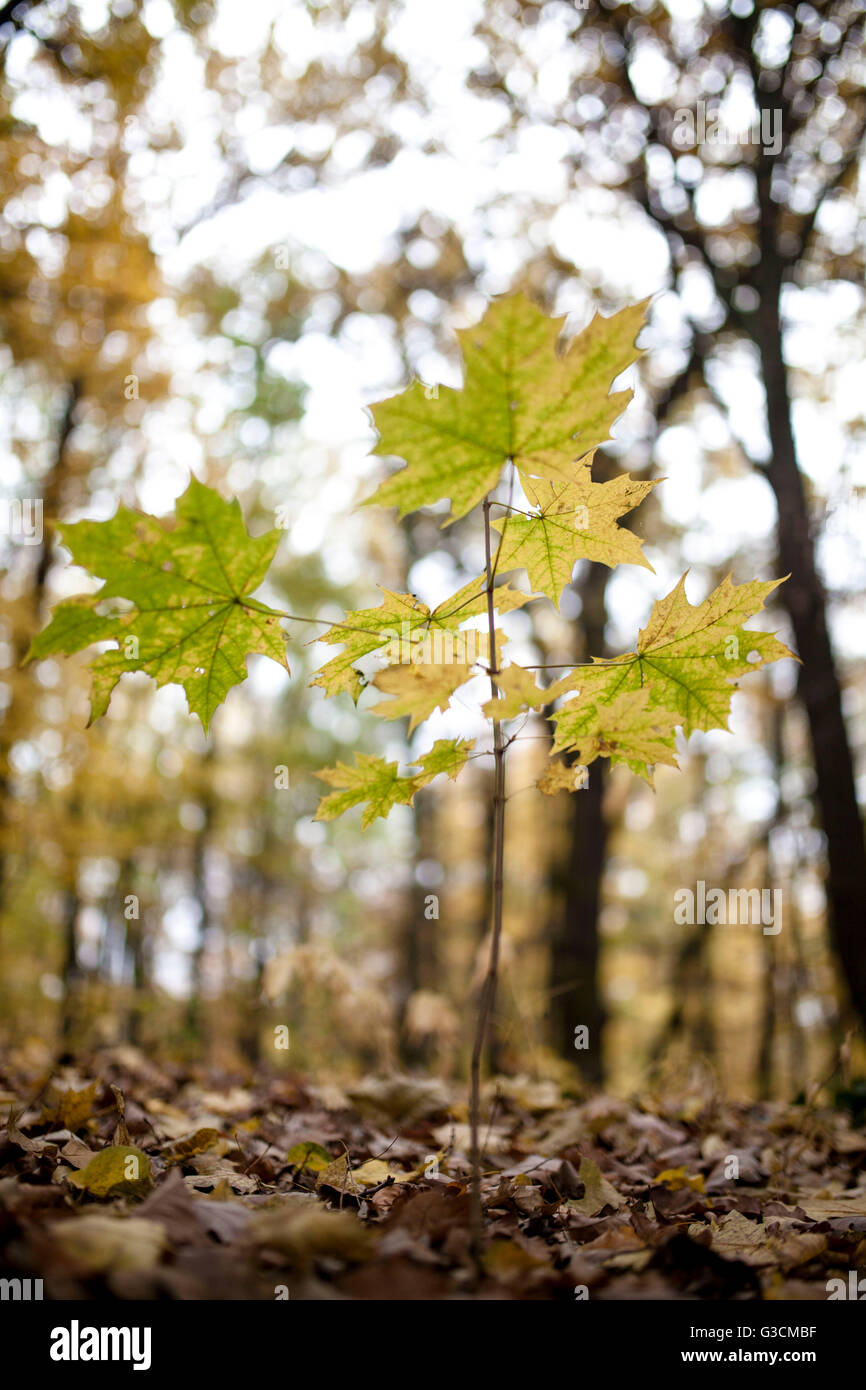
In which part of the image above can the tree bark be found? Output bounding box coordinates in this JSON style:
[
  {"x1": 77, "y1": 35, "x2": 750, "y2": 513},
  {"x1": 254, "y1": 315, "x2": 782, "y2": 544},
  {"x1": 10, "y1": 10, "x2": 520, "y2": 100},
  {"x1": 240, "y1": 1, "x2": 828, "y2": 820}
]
[
  {"x1": 546, "y1": 562, "x2": 609, "y2": 1084},
  {"x1": 751, "y1": 207, "x2": 866, "y2": 1025}
]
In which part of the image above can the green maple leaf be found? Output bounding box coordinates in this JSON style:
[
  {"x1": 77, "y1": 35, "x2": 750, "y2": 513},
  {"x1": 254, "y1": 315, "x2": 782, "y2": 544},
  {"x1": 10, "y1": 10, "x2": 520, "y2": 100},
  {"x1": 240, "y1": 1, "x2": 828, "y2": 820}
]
[
  {"x1": 314, "y1": 754, "x2": 419, "y2": 829},
  {"x1": 27, "y1": 598, "x2": 120, "y2": 657},
  {"x1": 310, "y1": 589, "x2": 430, "y2": 701},
  {"x1": 552, "y1": 574, "x2": 794, "y2": 772},
  {"x1": 27, "y1": 477, "x2": 288, "y2": 732},
  {"x1": 492, "y1": 453, "x2": 658, "y2": 608},
  {"x1": 549, "y1": 689, "x2": 681, "y2": 783},
  {"x1": 366, "y1": 294, "x2": 649, "y2": 523},
  {"x1": 411, "y1": 738, "x2": 475, "y2": 787},
  {"x1": 314, "y1": 740, "x2": 475, "y2": 828},
  {"x1": 310, "y1": 575, "x2": 532, "y2": 701}
]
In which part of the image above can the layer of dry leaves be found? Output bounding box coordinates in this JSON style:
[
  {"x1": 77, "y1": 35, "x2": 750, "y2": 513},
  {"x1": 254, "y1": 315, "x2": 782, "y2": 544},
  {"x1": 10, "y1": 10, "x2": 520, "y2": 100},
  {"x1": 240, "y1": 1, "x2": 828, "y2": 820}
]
[{"x1": 2, "y1": 1047, "x2": 866, "y2": 1300}]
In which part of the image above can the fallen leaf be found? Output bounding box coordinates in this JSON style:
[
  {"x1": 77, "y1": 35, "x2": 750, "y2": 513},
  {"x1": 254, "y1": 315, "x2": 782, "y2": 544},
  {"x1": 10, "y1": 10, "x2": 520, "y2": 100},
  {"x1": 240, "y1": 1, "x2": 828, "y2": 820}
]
[
  {"x1": 566, "y1": 1158, "x2": 625, "y2": 1216},
  {"x1": 52, "y1": 1215, "x2": 166, "y2": 1273},
  {"x1": 162, "y1": 1128, "x2": 222, "y2": 1165},
  {"x1": 67, "y1": 1146, "x2": 153, "y2": 1200},
  {"x1": 249, "y1": 1204, "x2": 375, "y2": 1266},
  {"x1": 286, "y1": 1141, "x2": 332, "y2": 1174},
  {"x1": 655, "y1": 1166, "x2": 706, "y2": 1193}
]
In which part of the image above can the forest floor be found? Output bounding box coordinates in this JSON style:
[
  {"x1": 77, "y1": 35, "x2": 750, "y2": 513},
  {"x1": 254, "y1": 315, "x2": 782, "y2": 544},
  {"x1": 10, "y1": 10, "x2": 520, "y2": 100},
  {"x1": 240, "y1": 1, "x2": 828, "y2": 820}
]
[{"x1": 1, "y1": 1047, "x2": 865, "y2": 1301}]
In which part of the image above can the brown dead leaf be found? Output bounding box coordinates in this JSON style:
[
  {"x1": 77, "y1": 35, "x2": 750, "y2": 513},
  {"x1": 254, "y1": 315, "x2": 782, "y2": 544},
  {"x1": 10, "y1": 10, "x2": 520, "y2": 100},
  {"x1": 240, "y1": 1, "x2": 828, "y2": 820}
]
[
  {"x1": 693, "y1": 1209, "x2": 827, "y2": 1271},
  {"x1": 43, "y1": 1079, "x2": 100, "y2": 1133},
  {"x1": 162, "y1": 1128, "x2": 222, "y2": 1165}
]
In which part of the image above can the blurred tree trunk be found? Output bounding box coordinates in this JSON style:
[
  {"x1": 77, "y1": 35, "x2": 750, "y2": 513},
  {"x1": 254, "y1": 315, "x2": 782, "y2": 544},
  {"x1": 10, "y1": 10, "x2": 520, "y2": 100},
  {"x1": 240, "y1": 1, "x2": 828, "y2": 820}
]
[
  {"x1": 546, "y1": 562, "x2": 609, "y2": 1084},
  {"x1": 398, "y1": 787, "x2": 440, "y2": 1065},
  {"x1": 237, "y1": 828, "x2": 274, "y2": 1065},
  {"x1": 651, "y1": 923, "x2": 714, "y2": 1073},
  {"x1": 126, "y1": 908, "x2": 146, "y2": 1048},
  {"x1": 59, "y1": 889, "x2": 82, "y2": 1046},
  {"x1": 757, "y1": 694, "x2": 785, "y2": 1099},
  {"x1": 186, "y1": 745, "x2": 216, "y2": 1043},
  {"x1": 58, "y1": 792, "x2": 82, "y2": 1048},
  {"x1": 238, "y1": 948, "x2": 266, "y2": 1065},
  {"x1": 121, "y1": 857, "x2": 149, "y2": 1049},
  {"x1": 750, "y1": 193, "x2": 866, "y2": 1025},
  {"x1": 0, "y1": 380, "x2": 80, "y2": 1008},
  {"x1": 548, "y1": 760, "x2": 607, "y2": 1084}
]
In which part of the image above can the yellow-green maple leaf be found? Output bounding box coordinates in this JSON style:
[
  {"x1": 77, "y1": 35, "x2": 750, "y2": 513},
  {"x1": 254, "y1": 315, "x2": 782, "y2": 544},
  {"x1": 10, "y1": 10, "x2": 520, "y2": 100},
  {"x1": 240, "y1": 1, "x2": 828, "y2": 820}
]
[
  {"x1": 480, "y1": 663, "x2": 578, "y2": 721},
  {"x1": 314, "y1": 754, "x2": 419, "y2": 829},
  {"x1": 314, "y1": 740, "x2": 474, "y2": 828},
  {"x1": 310, "y1": 575, "x2": 531, "y2": 701},
  {"x1": 537, "y1": 759, "x2": 591, "y2": 796},
  {"x1": 492, "y1": 453, "x2": 658, "y2": 608},
  {"x1": 552, "y1": 574, "x2": 794, "y2": 772},
  {"x1": 550, "y1": 688, "x2": 681, "y2": 783},
  {"x1": 371, "y1": 662, "x2": 475, "y2": 732},
  {"x1": 412, "y1": 738, "x2": 475, "y2": 787},
  {"x1": 366, "y1": 295, "x2": 648, "y2": 523},
  {"x1": 27, "y1": 477, "x2": 288, "y2": 732}
]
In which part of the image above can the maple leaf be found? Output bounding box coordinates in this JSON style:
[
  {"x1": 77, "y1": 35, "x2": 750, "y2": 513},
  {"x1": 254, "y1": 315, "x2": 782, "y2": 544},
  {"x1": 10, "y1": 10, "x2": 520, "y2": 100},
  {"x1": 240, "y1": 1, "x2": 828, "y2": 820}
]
[
  {"x1": 480, "y1": 663, "x2": 577, "y2": 721},
  {"x1": 314, "y1": 740, "x2": 475, "y2": 828},
  {"x1": 26, "y1": 598, "x2": 119, "y2": 657},
  {"x1": 310, "y1": 576, "x2": 531, "y2": 701},
  {"x1": 310, "y1": 589, "x2": 428, "y2": 702},
  {"x1": 27, "y1": 478, "x2": 288, "y2": 732},
  {"x1": 491, "y1": 454, "x2": 658, "y2": 608},
  {"x1": 553, "y1": 569, "x2": 795, "y2": 778},
  {"x1": 550, "y1": 688, "x2": 681, "y2": 782},
  {"x1": 552, "y1": 573, "x2": 793, "y2": 757},
  {"x1": 371, "y1": 662, "x2": 475, "y2": 732},
  {"x1": 411, "y1": 738, "x2": 475, "y2": 787},
  {"x1": 314, "y1": 754, "x2": 419, "y2": 829},
  {"x1": 366, "y1": 294, "x2": 649, "y2": 523},
  {"x1": 536, "y1": 759, "x2": 591, "y2": 796}
]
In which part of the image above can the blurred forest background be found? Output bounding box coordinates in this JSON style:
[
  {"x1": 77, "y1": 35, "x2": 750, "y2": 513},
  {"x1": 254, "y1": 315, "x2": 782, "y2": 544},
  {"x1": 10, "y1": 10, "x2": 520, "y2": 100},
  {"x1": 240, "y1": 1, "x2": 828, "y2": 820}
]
[{"x1": 0, "y1": 0, "x2": 864, "y2": 1104}]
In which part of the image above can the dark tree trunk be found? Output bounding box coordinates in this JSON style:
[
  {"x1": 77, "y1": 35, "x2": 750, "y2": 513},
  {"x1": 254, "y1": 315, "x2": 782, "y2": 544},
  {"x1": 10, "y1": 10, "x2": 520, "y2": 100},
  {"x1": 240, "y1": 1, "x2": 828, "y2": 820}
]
[
  {"x1": 750, "y1": 188, "x2": 866, "y2": 1025},
  {"x1": 59, "y1": 885, "x2": 82, "y2": 1046},
  {"x1": 186, "y1": 747, "x2": 216, "y2": 1042},
  {"x1": 548, "y1": 759, "x2": 607, "y2": 1084},
  {"x1": 546, "y1": 562, "x2": 610, "y2": 1084},
  {"x1": 126, "y1": 911, "x2": 145, "y2": 1047},
  {"x1": 651, "y1": 921, "x2": 713, "y2": 1072}
]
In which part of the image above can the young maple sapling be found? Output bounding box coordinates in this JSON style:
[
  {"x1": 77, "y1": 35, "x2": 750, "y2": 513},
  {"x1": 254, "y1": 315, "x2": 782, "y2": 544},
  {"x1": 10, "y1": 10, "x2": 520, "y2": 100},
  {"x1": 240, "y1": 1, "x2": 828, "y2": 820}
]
[{"x1": 30, "y1": 294, "x2": 793, "y2": 1260}]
